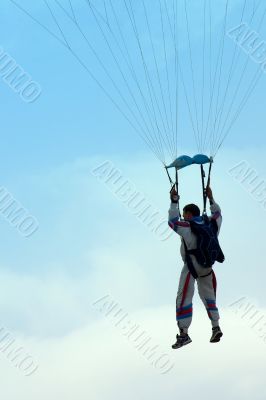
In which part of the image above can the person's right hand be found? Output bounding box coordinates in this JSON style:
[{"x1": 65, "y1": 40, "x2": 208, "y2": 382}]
[
  {"x1": 206, "y1": 186, "x2": 213, "y2": 200},
  {"x1": 170, "y1": 186, "x2": 180, "y2": 203}
]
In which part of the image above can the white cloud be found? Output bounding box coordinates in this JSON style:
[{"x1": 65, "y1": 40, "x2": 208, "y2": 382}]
[
  {"x1": 0, "y1": 305, "x2": 266, "y2": 400},
  {"x1": 1, "y1": 148, "x2": 266, "y2": 398}
]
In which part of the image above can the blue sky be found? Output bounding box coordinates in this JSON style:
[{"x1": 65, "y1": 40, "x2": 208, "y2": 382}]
[
  {"x1": 1, "y1": 1, "x2": 266, "y2": 399},
  {"x1": 1, "y1": 0, "x2": 266, "y2": 175}
]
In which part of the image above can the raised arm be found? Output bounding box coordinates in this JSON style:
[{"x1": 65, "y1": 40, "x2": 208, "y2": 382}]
[
  {"x1": 168, "y1": 187, "x2": 191, "y2": 237},
  {"x1": 206, "y1": 186, "x2": 222, "y2": 234}
]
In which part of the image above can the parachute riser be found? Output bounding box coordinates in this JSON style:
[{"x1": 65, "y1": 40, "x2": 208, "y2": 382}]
[
  {"x1": 165, "y1": 155, "x2": 213, "y2": 214},
  {"x1": 200, "y1": 158, "x2": 213, "y2": 215},
  {"x1": 165, "y1": 166, "x2": 180, "y2": 210},
  {"x1": 175, "y1": 167, "x2": 180, "y2": 209},
  {"x1": 165, "y1": 166, "x2": 174, "y2": 186}
]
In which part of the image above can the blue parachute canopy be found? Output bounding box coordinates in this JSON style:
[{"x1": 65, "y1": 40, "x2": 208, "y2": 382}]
[
  {"x1": 166, "y1": 155, "x2": 193, "y2": 170},
  {"x1": 193, "y1": 154, "x2": 212, "y2": 165},
  {"x1": 166, "y1": 154, "x2": 212, "y2": 170}
]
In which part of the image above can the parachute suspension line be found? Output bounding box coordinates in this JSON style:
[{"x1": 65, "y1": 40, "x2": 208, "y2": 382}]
[
  {"x1": 213, "y1": 0, "x2": 248, "y2": 146},
  {"x1": 54, "y1": 0, "x2": 166, "y2": 163},
  {"x1": 146, "y1": 0, "x2": 178, "y2": 161},
  {"x1": 200, "y1": 0, "x2": 207, "y2": 153},
  {"x1": 15, "y1": 0, "x2": 265, "y2": 164},
  {"x1": 88, "y1": 1, "x2": 156, "y2": 134},
  {"x1": 202, "y1": 0, "x2": 213, "y2": 154},
  {"x1": 211, "y1": 0, "x2": 229, "y2": 150},
  {"x1": 214, "y1": 1, "x2": 265, "y2": 157},
  {"x1": 126, "y1": 0, "x2": 171, "y2": 158},
  {"x1": 106, "y1": 1, "x2": 165, "y2": 163},
  {"x1": 173, "y1": 0, "x2": 179, "y2": 158},
  {"x1": 212, "y1": 0, "x2": 260, "y2": 154},
  {"x1": 213, "y1": 2, "x2": 266, "y2": 154},
  {"x1": 51, "y1": 0, "x2": 162, "y2": 162},
  {"x1": 158, "y1": 0, "x2": 176, "y2": 157},
  {"x1": 68, "y1": 0, "x2": 77, "y2": 22},
  {"x1": 203, "y1": 0, "x2": 228, "y2": 157},
  {"x1": 147, "y1": 0, "x2": 174, "y2": 155},
  {"x1": 104, "y1": 0, "x2": 166, "y2": 162},
  {"x1": 9, "y1": 0, "x2": 67, "y2": 47},
  {"x1": 184, "y1": 0, "x2": 201, "y2": 152},
  {"x1": 213, "y1": 0, "x2": 266, "y2": 154},
  {"x1": 124, "y1": 0, "x2": 172, "y2": 162},
  {"x1": 164, "y1": 0, "x2": 180, "y2": 157},
  {"x1": 95, "y1": 0, "x2": 169, "y2": 162},
  {"x1": 44, "y1": 0, "x2": 71, "y2": 48},
  {"x1": 209, "y1": 0, "x2": 229, "y2": 156},
  {"x1": 103, "y1": 0, "x2": 110, "y2": 27},
  {"x1": 214, "y1": 67, "x2": 263, "y2": 157},
  {"x1": 178, "y1": 64, "x2": 200, "y2": 148},
  {"x1": 161, "y1": 0, "x2": 200, "y2": 153},
  {"x1": 86, "y1": 0, "x2": 165, "y2": 162},
  {"x1": 86, "y1": 2, "x2": 155, "y2": 150},
  {"x1": 172, "y1": 9, "x2": 201, "y2": 154},
  {"x1": 141, "y1": 0, "x2": 175, "y2": 161},
  {"x1": 141, "y1": 0, "x2": 170, "y2": 147}
]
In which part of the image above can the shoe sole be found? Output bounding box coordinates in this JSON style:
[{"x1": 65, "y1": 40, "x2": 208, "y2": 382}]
[
  {"x1": 172, "y1": 338, "x2": 192, "y2": 349},
  {"x1": 210, "y1": 332, "x2": 223, "y2": 343}
]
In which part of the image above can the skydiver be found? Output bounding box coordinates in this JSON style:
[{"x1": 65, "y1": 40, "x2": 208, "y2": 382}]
[{"x1": 168, "y1": 186, "x2": 223, "y2": 349}]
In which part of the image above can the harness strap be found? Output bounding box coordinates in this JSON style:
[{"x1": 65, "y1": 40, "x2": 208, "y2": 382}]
[
  {"x1": 199, "y1": 271, "x2": 213, "y2": 278},
  {"x1": 186, "y1": 248, "x2": 212, "y2": 269},
  {"x1": 183, "y1": 241, "x2": 213, "y2": 279},
  {"x1": 183, "y1": 240, "x2": 198, "y2": 279}
]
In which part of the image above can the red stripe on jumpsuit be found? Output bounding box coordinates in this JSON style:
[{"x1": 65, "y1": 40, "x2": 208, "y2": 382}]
[
  {"x1": 180, "y1": 272, "x2": 191, "y2": 309},
  {"x1": 212, "y1": 271, "x2": 217, "y2": 297}
]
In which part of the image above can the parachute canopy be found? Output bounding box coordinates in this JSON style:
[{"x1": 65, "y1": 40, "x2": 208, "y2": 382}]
[{"x1": 166, "y1": 154, "x2": 212, "y2": 170}]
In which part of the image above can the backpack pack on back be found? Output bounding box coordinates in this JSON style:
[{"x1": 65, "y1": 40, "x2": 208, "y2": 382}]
[{"x1": 186, "y1": 216, "x2": 225, "y2": 268}]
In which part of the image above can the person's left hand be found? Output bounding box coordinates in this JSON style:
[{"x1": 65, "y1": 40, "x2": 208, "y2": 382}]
[{"x1": 170, "y1": 186, "x2": 179, "y2": 203}]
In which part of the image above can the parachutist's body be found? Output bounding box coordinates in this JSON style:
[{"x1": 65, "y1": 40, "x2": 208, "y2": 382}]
[{"x1": 168, "y1": 187, "x2": 223, "y2": 349}]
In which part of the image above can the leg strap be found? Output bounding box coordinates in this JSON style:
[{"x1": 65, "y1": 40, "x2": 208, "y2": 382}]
[
  {"x1": 199, "y1": 270, "x2": 213, "y2": 278},
  {"x1": 183, "y1": 240, "x2": 198, "y2": 279}
]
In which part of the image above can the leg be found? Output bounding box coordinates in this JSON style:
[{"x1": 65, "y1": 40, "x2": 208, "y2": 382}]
[
  {"x1": 176, "y1": 264, "x2": 195, "y2": 334},
  {"x1": 197, "y1": 270, "x2": 220, "y2": 327}
]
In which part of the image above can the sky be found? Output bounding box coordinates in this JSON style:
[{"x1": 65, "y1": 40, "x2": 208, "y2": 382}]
[{"x1": 0, "y1": 1, "x2": 266, "y2": 399}]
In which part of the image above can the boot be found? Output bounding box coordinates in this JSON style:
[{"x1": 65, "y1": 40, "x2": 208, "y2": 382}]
[
  {"x1": 172, "y1": 332, "x2": 192, "y2": 349},
  {"x1": 210, "y1": 326, "x2": 223, "y2": 343}
]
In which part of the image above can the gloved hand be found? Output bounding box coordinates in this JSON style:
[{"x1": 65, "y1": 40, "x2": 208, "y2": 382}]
[
  {"x1": 170, "y1": 186, "x2": 180, "y2": 203},
  {"x1": 206, "y1": 186, "x2": 213, "y2": 200}
]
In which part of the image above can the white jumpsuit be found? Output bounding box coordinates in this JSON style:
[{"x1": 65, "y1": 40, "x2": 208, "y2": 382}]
[{"x1": 168, "y1": 200, "x2": 222, "y2": 333}]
